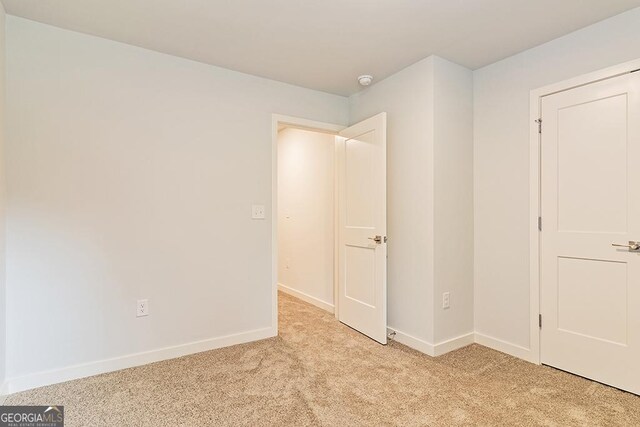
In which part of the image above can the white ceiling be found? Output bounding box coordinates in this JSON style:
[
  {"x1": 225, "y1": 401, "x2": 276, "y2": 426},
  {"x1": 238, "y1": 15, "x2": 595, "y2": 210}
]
[{"x1": 3, "y1": 0, "x2": 640, "y2": 95}]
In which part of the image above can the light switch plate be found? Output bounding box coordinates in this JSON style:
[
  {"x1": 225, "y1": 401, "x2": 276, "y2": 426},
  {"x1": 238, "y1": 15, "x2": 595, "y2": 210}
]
[{"x1": 252, "y1": 204, "x2": 265, "y2": 219}]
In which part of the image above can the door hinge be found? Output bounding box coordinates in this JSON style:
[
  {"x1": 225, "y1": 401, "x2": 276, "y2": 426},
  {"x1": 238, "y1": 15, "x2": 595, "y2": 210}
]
[
  {"x1": 538, "y1": 217, "x2": 542, "y2": 231},
  {"x1": 535, "y1": 118, "x2": 542, "y2": 134},
  {"x1": 539, "y1": 314, "x2": 542, "y2": 329}
]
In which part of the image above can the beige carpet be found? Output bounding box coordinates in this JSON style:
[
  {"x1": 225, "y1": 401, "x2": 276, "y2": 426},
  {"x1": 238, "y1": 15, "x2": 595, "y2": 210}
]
[{"x1": 6, "y1": 292, "x2": 640, "y2": 426}]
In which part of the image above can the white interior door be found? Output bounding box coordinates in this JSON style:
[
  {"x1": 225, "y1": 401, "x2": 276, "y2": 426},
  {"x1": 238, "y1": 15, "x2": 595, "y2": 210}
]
[
  {"x1": 337, "y1": 113, "x2": 387, "y2": 344},
  {"x1": 540, "y1": 72, "x2": 640, "y2": 394}
]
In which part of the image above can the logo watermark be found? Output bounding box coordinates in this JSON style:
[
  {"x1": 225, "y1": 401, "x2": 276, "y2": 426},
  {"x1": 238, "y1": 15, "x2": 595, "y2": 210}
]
[{"x1": 0, "y1": 406, "x2": 64, "y2": 427}]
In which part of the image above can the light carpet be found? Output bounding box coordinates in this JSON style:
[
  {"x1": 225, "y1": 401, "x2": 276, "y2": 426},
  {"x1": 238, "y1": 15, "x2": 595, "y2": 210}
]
[{"x1": 5, "y1": 292, "x2": 640, "y2": 426}]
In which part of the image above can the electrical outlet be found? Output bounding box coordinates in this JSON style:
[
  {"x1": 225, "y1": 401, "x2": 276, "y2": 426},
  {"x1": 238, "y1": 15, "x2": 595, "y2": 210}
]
[
  {"x1": 137, "y1": 299, "x2": 149, "y2": 317},
  {"x1": 442, "y1": 292, "x2": 450, "y2": 309},
  {"x1": 252, "y1": 204, "x2": 265, "y2": 219}
]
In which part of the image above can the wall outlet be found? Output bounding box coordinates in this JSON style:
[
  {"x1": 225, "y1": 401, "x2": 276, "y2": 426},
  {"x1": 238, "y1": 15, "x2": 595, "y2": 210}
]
[
  {"x1": 252, "y1": 204, "x2": 265, "y2": 219},
  {"x1": 137, "y1": 299, "x2": 149, "y2": 317},
  {"x1": 442, "y1": 292, "x2": 450, "y2": 309}
]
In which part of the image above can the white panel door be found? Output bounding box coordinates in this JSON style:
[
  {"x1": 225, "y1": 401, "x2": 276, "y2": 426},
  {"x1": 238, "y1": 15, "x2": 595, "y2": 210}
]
[
  {"x1": 337, "y1": 113, "x2": 387, "y2": 344},
  {"x1": 541, "y1": 72, "x2": 640, "y2": 394}
]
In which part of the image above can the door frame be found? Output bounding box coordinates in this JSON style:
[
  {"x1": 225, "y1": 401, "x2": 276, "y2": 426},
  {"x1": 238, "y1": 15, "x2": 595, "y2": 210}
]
[
  {"x1": 529, "y1": 58, "x2": 640, "y2": 365},
  {"x1": 271, "y1": 114, "x2": 346, "y2": 335}
]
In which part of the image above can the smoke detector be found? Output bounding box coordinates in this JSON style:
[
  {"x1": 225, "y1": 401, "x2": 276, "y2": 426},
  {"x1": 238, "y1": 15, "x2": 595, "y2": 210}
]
[{"x1": 357, "y1": 75, "x2": 373, "y2": 87}]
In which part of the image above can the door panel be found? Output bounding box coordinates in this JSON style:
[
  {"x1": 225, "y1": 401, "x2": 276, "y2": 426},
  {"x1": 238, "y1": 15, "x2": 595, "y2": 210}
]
[
  {"x1": 541, "y1": 72, "x2": 640, "y2": 394},
  {"x1": 557, "y1": 94, "x2": 628, "y2": 233},
  {"x1": 344, "y1": 245, "x2": 376, "y2": 306},
  {"x1": 557, "y1": 257, "x2": 627, "y2": 345},
  {"x1": 345, "y1": 130, "x2": 376, "y2": 227},
  {"x1": 337, "y1": 113, "x2": 387, "y2": 344}
]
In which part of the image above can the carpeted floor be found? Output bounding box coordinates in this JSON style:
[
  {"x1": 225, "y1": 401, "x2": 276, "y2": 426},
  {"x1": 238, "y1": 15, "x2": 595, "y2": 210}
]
[{"x1": 5, "y1": 292, "x2": 640, "y2": 426}]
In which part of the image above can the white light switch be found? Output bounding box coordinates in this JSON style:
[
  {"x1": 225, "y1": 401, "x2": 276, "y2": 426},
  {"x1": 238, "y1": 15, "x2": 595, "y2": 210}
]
[{"x1": 252, "y1": 204, "x2": 266, "y2": 219}]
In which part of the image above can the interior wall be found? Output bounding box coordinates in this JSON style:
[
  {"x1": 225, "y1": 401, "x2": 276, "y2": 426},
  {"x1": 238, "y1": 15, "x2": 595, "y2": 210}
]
[
  {"x1": 432, "y1": 57, "x2": 474, "y2": 343},
  {"x1": 0, "y1": 2, "x2": 6, "y2": 393},
  {"x1": 474, "y1": 7, "x2": 640, "y2": 358},
  {"x1": 349, "y1": 56, "x2": 474, "y2": 350},
  {"x1": 4, "y1": 16, "x2": 347, "y2": 389},
  {"x1": 349, "y1": 57, "x2": 436, "y2": 345},
  {"x1": 277, "y1": 128, "x2": 335, "y2": 311}
]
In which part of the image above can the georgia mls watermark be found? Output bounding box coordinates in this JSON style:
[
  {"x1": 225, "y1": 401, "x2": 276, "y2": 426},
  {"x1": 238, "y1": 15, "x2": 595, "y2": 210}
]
[{"x1": 0, "y1": 406, "x2": 64, "y2": 427}]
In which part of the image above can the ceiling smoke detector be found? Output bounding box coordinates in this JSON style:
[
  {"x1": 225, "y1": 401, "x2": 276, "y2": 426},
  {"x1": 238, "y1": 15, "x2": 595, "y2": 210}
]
[{"x1": 357, "y1": 75, "x2": 373, "y2": 86}]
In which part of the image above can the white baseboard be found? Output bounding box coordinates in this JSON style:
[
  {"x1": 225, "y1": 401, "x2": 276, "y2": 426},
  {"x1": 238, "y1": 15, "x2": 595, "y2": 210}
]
[
  {"x1": 278, "y1": 283, "x2": 334, "y2": 314},
  {"x1": 474, "y1": 332, "x2": 534, "y2": 362},
  {"x1": 387, "y1": 327, "x2": 474, "y2": 357},
  {"x1": 389, "y1": 329, "x2": 535, "y2": 362},
  {"x1": 387, "y1": 327, "x2": 435, "y2": 356},
  {"x1": 433, "y1": 332, "x2": 475, "y2": 356},
  {"x1": 4, "y1": 326, "x2": 275, "y2": 395}
]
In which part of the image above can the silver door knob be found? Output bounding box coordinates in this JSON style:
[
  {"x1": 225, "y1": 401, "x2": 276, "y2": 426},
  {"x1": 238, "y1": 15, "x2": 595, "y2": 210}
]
[
  {"x1": 368, "y1": 235, "x2": 383, "y2": 244},
  {"x1": 612, "y1": 241, "x2": 640, "y2": 251}
]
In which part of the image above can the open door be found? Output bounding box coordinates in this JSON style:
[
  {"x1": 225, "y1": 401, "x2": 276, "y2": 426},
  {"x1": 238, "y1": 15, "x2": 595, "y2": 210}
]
[{"x1": 337, "y1": 113, "x2": 387, "y2": 344}]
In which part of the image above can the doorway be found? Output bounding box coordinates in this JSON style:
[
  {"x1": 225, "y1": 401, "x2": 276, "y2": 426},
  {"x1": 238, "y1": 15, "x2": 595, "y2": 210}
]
[
  {"x1": 272, "y1": 113, "x2": 388, "y2": 344},
  {"x1": 277, "y1": 124, "x2": 338, "y2": 314}
]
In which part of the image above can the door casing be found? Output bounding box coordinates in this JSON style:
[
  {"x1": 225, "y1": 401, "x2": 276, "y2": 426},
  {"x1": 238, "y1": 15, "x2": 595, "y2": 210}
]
[{"x1": 529, "y1": 58, "x2": 640, "y2": 365}]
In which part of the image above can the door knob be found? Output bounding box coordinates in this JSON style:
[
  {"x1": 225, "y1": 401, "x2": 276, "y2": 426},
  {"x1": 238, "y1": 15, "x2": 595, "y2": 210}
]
[
  {"x1": 368, "y1": 235, "x2": 384, "y2": 244},
  {"x1": 612, "y1": 241, "x2": 640, "y2": 251}
]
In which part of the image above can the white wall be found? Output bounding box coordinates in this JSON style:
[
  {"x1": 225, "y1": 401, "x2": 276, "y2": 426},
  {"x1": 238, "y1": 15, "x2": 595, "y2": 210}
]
[
  {"x1": 350, "y1": 57, "x2": 436, "y2": 344},
  {"x1": 432, "y1": 57, "x2": 474, "y2": 343},
  {"x1": 349, "y1": 56, "x2": 474, "y2": 351},
  {"x1": 0, "y1": 2, "x2": 6, "y2": 394},
  {"x1": 277, "y1": 128, "x2": 335, "y2": 311},
  {"x1": 4, "y1": 16, "x2": 347, "y2": 390},
  {"x1": 474, "y1": 7, "x2": 640, "y2": 358}
]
